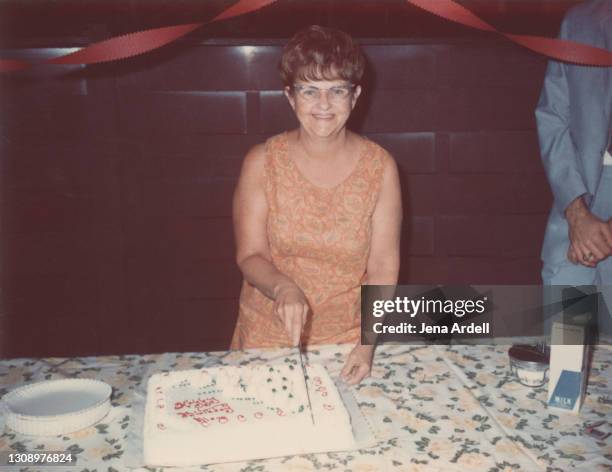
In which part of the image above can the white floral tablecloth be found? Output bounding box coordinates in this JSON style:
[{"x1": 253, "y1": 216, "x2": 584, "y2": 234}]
[{"x1": 0, "y1": 343, "x2": 611, "y2": 472}]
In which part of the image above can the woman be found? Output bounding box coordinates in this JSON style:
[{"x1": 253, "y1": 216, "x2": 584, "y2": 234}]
[{"x1": 231, "y1": 25, "x2": 402, "y2": 385}]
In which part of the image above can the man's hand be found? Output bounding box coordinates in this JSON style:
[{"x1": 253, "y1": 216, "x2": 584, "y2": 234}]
[
  {"x1": 273, "y1": 284, "x2": 310, "y2": 346},
  {"x1": 341, "y1": 344, "x2": 375, "y2": 385},
  {"x1": 565, "y1": 197, "x2": 612, "y2": 267}
]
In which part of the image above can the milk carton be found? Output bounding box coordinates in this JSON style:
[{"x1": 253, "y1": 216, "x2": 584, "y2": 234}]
[{"x1": 547, "y1": 289, "x2": 595, "y2": 414}]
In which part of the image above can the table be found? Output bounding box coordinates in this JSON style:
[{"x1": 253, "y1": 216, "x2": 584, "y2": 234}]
[{"x1": 1, "y1": 343, "x2": 611, "y2": 471}]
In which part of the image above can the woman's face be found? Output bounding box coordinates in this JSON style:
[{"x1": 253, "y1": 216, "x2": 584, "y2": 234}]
[{"x1": 284, "y1": 78, "x2": 361, "y2": 138}]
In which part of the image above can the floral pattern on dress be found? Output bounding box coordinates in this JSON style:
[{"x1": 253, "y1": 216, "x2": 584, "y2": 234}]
[{"x1": 231, "y1": 132, "x2": 387, "y2": 349}]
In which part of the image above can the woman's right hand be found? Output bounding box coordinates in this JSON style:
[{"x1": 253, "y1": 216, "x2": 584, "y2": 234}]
[{"x1": 273, "y1": 284, "x2": 310, "y2": 346}]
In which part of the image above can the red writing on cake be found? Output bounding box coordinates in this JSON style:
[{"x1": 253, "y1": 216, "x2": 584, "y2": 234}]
[
  {"x1": 174, "y1": 397, "x2": 220, "y2": 410},
  {"x1": 173, "y1": 396, "x2": 235, "y2": 428},
  {"x1": 312, "y1": 377, "x2": 328, "y2": 397}
]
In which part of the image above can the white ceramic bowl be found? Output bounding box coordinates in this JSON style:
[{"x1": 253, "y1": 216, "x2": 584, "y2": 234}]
[{"x1": 2, "y1": 378, "x2": 112, "y2": 436}]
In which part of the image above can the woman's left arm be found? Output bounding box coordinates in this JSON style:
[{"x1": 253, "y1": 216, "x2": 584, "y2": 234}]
[{"x1": 341, "y1": 152, "x2": 403, "y2": 385}]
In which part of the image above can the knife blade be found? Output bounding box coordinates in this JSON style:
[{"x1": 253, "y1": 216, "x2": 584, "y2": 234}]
[{"x1": 297, "y1": 342, "x2": 315, "y2": 425}]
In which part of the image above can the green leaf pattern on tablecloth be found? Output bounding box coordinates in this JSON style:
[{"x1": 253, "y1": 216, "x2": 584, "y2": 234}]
[{"x1": 0, "y1": 344, "x2": 611, "y2": 471}]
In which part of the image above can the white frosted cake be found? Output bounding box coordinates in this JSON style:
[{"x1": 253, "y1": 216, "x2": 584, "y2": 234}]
[{"x1": 143, "y1": 363, "x2": 355, "y2": 466}]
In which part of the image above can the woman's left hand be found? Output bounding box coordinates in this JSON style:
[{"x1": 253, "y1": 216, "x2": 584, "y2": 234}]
[{"x1": 340, "y1": 344, "x2": 375, "y2": 385}]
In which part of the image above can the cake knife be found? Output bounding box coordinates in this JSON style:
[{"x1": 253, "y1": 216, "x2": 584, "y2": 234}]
[{"x1": 297, "y1": 341, "x2": 315, "y2": 425}]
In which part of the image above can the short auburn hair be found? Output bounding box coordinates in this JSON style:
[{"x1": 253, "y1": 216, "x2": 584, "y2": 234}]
[{"x1": 279, "y1": 25, "x2": 365, "y2": 87}]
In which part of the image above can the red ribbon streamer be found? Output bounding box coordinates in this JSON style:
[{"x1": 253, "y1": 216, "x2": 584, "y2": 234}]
[
  {"x1": 1, "y1": 0, "x2": 611, "y2": 73},
  {"x1": 211, "y1": 0, "x2": 278, "y2": 22},
  {"x1": 1, "y1": 0, "x2": 279, "y2": 72},
  {"x1": 407, "y1": 0, "x2": 612, "y2": 66},
  {"x1": 409, "y1": 0, "x2": 496, "y2": 33},
  {"x1": 47, "y1": 24, "x2": 203, "y2": 65}
]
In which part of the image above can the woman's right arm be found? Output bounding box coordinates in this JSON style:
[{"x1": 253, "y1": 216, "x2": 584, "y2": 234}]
[{"x1": 233, "y1": 144, "x2": 309, "y2": 345}]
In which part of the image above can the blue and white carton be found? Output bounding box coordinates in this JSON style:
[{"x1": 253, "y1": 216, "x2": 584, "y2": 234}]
[{"x1": 547, "y1": 316, "x2": 591, "y2": 414}]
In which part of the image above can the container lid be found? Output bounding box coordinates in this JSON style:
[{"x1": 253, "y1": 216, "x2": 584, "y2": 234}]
[{"x1": 508, "y1": 344, "x2": 549, "y2": 369}]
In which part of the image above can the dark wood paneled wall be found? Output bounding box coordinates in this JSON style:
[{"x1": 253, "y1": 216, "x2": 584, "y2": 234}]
[{"x1": 1, "y1": 38, "x2": 551, "y2": 358}]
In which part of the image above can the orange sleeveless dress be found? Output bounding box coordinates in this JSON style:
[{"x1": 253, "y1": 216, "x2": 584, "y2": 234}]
[{"x1": 231, "y1": 132, "x2": 388, "y2": 349}]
